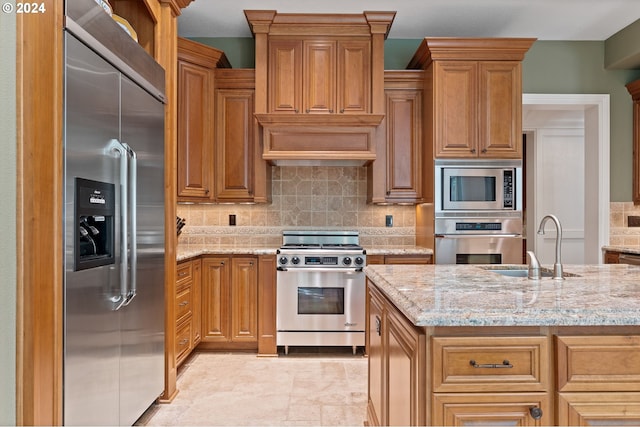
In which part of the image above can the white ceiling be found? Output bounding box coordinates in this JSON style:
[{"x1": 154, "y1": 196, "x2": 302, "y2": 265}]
[{"x1": 177, "y1": 0, "x2": 640, "y2": 41}]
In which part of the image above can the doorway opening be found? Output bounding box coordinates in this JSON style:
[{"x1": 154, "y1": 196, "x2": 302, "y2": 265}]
[{"x1": 523, "y1": 94, "x2": 610, "y2": 264}]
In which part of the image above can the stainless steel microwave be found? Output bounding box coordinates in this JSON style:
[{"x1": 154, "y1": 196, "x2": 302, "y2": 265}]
[{"x1": 435, "y1": 159, "x2": 522, "y2": 213}]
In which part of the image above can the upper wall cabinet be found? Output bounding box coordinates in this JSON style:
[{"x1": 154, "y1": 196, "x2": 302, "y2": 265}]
[
  {"x1": 245, "y1": 10, "x2": 394, "y2": 164},
  {"x1": 268, "y1": 39, "x2": 371, "y2": 115},
  {"x1": 626, "y1": 79, "x2": 640, "y2": 205},
  {"x1": 408, "y1": 38, "x2": 535, "y2": 159},
  {"x1": 177, "y1": 38, "x2": 230, "y2": 202}
]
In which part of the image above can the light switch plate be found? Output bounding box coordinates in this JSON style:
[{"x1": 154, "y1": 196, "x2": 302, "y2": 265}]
[{"x1": 229, "y1": 214, "x2": 236, "y2": 226}]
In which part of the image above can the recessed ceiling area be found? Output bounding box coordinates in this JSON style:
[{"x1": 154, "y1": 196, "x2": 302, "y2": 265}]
[{"x1": 177, "y1": 0, "x2": 640, "y2": 41}]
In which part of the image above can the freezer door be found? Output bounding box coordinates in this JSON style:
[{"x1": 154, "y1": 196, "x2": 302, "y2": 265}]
[
  {"x1": 118, "y1": 75, "x2": 165, "y2": 426},
  {"x1": 64, "y1": 33, "x2": 121, "y2": 426}
]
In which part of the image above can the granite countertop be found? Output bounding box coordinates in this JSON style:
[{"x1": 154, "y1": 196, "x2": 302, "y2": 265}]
[
  {"x1": 177, "y1": 245, "x2": 433, "y2": 261},
  {"x1": 365, "y1": 264, "x2": 640, "y2": 327},
  {"x1": 602, "y1": 245, "x2": 640, "y2": 255}
]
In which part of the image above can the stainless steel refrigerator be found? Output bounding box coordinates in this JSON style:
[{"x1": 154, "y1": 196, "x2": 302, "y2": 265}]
[{"x1": 64, "y1": 1, "x2": 165, "y2": 425}]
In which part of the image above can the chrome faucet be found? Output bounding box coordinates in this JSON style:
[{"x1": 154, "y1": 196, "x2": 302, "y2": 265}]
[
  {"x1": 526, "y1": 251, "x2": 541, "y2": 280},
  {"x1": 537, "y1": 214, "x2": 564, "y2": 280}
]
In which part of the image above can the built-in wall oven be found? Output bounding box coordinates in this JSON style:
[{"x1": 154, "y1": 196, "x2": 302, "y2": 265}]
[
  {"x1": 276, "y1": 231, "x2": 366, "y2": 354},
  {"x1": 435, "y1": 216, "x2": 523, "y2": 264}
]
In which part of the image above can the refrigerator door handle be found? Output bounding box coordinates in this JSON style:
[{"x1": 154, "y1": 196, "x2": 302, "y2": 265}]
[
  {"x1": 109, "y1": 139, "x2": 130, "y2": 311},
  {"x1": 123, "y1": 143, "x2": 137, "y2": 307}
]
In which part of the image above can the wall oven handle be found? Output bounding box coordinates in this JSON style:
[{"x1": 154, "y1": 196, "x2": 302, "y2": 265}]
[
  {"x1": 435, "y1": 234, "x2": 522, "y2": 238},
  {"x1": 277, "y1": 266, "x2": 288, "y2": 271}
]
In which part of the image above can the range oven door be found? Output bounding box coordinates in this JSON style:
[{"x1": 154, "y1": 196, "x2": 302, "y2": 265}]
[
  {"x1": 435, "y1": 234, "x2": 523, "y2": 264},
  {"x1": 276, "y1": 267, "x2": 365, "y2": 335}
]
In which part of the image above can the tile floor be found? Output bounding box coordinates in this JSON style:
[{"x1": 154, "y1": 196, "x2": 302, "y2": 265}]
[{"x1": 137, "y1": 348, "x2": 368, "y2": 426}]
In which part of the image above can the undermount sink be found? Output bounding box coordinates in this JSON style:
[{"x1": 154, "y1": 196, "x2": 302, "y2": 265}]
[{"x1": 482, "y1": 266, "x2": 580, "y2": 279}]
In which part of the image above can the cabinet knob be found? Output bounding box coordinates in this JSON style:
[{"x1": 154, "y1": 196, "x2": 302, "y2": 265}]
[
  {"x1": 294, "y1": 109, "x2": 299, "y2": 113},
  {"x1": 205, "y1": 189, "x2": 210, "y2": 194},
  {"x1": 329, "y1": 109, "x2": 334, "y2": 113},
  {"x1": 249, "y1": 261, "x2": 254, "y2": 266},
  {"x1": 306, "y1": 109, "x2": 310, "y2": 113},
  {"x1": 220, "y1": 261, "x2": 225, "y2": 265},
  {"x1": 481, "y1": 148, "x2": 487, "y2": 153},
  {"x1": 470, "y1": 148, "x2": 476, "y2": 153},
  {"x1": 340, "y1": 109, "x2": 344, "y2": 113},
  {"x1": 529, "y1": 406, "x2": 543, "y2": 420}
]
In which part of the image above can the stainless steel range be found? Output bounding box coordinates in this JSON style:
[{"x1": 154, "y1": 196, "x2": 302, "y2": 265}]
[{"x1": 276, "y1": 230, "x2": 366, "y2": 354}]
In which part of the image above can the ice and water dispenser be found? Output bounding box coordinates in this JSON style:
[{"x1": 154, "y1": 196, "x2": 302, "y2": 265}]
[{"x1": 75, "y1": 178, "x2": 115, "y2": 271}]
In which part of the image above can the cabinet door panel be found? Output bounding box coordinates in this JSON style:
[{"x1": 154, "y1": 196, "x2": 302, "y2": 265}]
[
  {"x1": 191, "y1": 259, "x2": 202, "y2": 345},
  {"x1": 337, "y1": 40, "x2": 370, "y2": 114},
  {"x1": 268, "y1": 40, "x2": 302, "y2": 113},
  {"x1": 367, "y1": 284, "x2": 386, "y2": 426},
  {"x1": 201, "y1": 257, "x2": 230, "y2": 342},
  {"x1": 558, "y1": 392, "x2": 640, "y2": 426},
  {"x1": 385, "y1": 90, "x2": 422, "y2": 200},
  {"x1": 215, "y1": 89, "x2": 254, "y2": 201},
  {"x1": 433, "y1": 393, "x2": 550, "y2": 426},
  {"x1": 231, "y1": 257, "x2": 258, "y2": 342},
  {"x1": 434, "y1": 61, "x2": 477, "y2": 157},
  {"x1": 387, "y1": 304, "x2": 426, "y2": 426},
  {"x1": 478, "y1": 61, "x2": 521, "y2": 158},
  {"x1": 304, "y1": 41, "x2": 336, "y2": 113},
  {"x1": 177, "y1": 61, "x2": 213, "y2": 199}
]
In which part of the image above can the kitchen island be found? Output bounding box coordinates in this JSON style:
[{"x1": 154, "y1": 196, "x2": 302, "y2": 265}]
[{"x1": 364, "y1": 264, "x2": 640, "y2": 426}]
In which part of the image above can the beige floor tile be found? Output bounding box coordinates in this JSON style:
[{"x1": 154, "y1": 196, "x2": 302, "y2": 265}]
[{"x1": 137, "y1": 350, "x2": 367, "y2": 426}]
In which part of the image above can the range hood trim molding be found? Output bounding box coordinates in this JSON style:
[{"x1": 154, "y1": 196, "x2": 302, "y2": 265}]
[{"x1": 256, "y1": 113, "x2": 383, "y2": 165}]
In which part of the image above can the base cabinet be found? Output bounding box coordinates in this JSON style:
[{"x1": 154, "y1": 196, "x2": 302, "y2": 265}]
[
  {"x1": 433, "y1": 393, "x2": 550, "y2": 426},
  {"x1": 557, "y1": 392, "x2": 640, "y2": 425},
  {"x1": 367, "y1": 282, "x2": 426, "y2": 426},
  {"x1": 175, "y1": 259, "x2": 201, "y2": 367},
  {"x1": 200, "y1": 256, "x2": 258, "y2": 350},
  {"x1": 367, "y1": 279, "x2": 640, "y2": 426}
]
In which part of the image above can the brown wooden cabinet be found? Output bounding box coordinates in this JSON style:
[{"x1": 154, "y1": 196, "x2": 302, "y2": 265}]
[
  {"x1": 408, "y1": 38, "x2": 535, "y2": 160},
  {"x1": 367, "y1": 281, "x2": 426, "y2": 426},
  {"x1": 604, "y1": 250, "x2": 620, "y2": 264},
  {"x1": 200, "y1": 255, "x2": 258, "y2": 350},
  {"x1": 556, "y1": 335, "x2": 640, "y2": 425},
  {"x1": 175, "y1": 259, "x2": 201, "y2": 366},
  {"x1": 627, "y1": 79, "x2": 640, "y2": 204},
  {"x1": 369, "y1": 71, "x2": 425, "y2": 204},
  {"x1": 177, "y1": 38, "x2": 230, "y2": 202},
  {"x1": 215, "y1": 88, "x2": 255, "y2": 201},
  {"x1": 268, "y1": 38, "x2": 371, "y2": 115}
]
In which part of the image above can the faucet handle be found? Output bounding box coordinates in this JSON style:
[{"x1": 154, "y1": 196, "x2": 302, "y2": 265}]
[{"x1": 527, "y1": 251, "x2": 541, "y2": 280}]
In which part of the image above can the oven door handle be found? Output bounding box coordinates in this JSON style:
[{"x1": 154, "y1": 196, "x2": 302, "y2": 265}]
[
  {"x1": 277, "y1": 267, "x2": 363, "y2": 273},
  {"x1": 435, "y1": 234, "x2": 522, "y2": 238}
]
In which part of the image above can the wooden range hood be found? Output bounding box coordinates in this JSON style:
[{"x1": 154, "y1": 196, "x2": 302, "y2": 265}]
[{"x1": 246, "y1": 10, "x2": 395, "y2": 165}]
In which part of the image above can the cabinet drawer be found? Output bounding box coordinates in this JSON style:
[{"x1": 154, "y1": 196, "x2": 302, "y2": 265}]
[
  {"x1": 432, "y1": 336, "x2": 549, "y2": 392},
  {"x1": 175, "y1": 321, "x2": 192, "y2": 365},
  {"x1": 176, "y1": 261, "x2": 193, "y2": 289},
  {"x1": 556, "y1": 335, "x2": 640, "y2": 392},
  {"x1": 175, "y1": 286, "x2": 193, "y2": 325}
]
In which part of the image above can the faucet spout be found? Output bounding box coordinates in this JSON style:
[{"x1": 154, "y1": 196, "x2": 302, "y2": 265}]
[{"x1": 537, "y1": 214, "x2": 563, "y2": 279}]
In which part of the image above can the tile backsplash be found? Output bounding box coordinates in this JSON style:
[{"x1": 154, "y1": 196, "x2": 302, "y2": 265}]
[
  {"x1": 177, "y1": 166, "x2": 416, "y2": 248},
  {"x1": 609, "y1": 202, "x2": 640, "y2": 246}
]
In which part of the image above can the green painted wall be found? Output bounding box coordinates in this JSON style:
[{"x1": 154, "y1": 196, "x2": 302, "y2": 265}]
[
  {"x1": 193, "y1": 37, "x2": 640, "y2": 201},
  {"x1": 0, "y1": 5, "x2": 16, "y2": 426}
]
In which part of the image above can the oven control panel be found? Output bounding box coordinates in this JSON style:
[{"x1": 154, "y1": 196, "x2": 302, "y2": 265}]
[{"x1": 278, "y1": 253, "x2": 365, "y2": 268}]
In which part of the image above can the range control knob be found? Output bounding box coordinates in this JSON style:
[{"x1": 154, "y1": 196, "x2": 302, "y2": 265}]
[
  {"x1": 343, "y1": 257, "x2": 352, "y2": 266},
  {"x1": 354, "y1": 257, "x2": 364, "y2": 266},
  {"x1": 291, "y1": 256, "x2": 300, "y2": 265},
  {"x1": 279, "y1": 256, "x2": 288, "y2": 265}
]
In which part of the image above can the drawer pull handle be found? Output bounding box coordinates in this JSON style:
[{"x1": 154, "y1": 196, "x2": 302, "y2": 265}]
[
  {"x1": 179, "y1": 338, "x2": 189, "y2": 346},
  {"x1": 469, "y1": 359, "x2": 513, "y2": 369},
  {"x1": 179, "y1": 301, "x2": 189, "y2": 307},
  {"x1": 178, "y1": 271, "x2": 188, "y2": 277},
  {"x1": 375, "y1": 316, "x2": 381, "y2": 336},
  {"x1": 529, "y1": 406, "x2": 543, "y2": 420}
]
